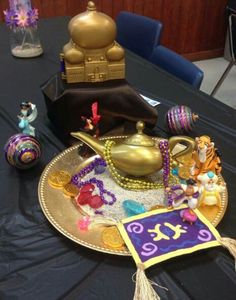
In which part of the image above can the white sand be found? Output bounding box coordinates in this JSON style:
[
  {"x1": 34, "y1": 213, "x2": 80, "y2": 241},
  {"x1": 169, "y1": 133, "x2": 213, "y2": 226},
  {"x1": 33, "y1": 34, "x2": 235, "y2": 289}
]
[{"x1": 76, "y1": 168, "x2": 167, "y2": 221}]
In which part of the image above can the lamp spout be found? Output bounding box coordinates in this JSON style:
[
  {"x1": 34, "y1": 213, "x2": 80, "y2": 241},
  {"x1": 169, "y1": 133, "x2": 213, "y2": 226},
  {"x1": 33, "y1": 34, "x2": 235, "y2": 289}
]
[{"x1": 71, "y1": 131, "x2": 105, "y2": 157}]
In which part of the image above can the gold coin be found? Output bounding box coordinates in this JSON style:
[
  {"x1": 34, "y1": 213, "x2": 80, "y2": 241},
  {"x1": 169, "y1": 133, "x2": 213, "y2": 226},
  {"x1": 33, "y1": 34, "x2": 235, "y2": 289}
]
[
  {"x1": 176, "y1": 154, "x2": 193, "y2": 165},
  {"x1": 48, "y1": 181, "x2": 62, "y2": 189},
  {"x1": 48, "y1": 172, "x2": 61, "y2": 188},
  {"x1": 63, "y1": 183, "x2": 79, "y2": 197},
  {"x1": 102, "y1": 226, "x2": 125, "y2": 249},
  {"x1": 178, "y1": 166, "x2": 191, "y2": 180},
  {"x1": 48, "y1": 170, "x2": 71, "y2": 188},
  {"x1": 149, "y1": 204, "x2": 165, "y2": 211}
]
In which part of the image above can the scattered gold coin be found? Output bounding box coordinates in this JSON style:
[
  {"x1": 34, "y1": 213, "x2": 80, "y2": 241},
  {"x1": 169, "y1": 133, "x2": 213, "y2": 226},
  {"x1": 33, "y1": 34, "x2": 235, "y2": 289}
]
[
  {"x1": 149, "y1": 204, "x2": 165, "y2": 211},
  {"x1": 48, "y1": 170, "x2": 71, "y2": 188},
  {"x1": 102, "y1": 226, "x2": 125, "y2": 249},
  {"x1": 63, "y1": 183, "x2": 79, "y2": 197},
  {"x1": 178, "y1": 166, "x2": 191, "y2": 180}
]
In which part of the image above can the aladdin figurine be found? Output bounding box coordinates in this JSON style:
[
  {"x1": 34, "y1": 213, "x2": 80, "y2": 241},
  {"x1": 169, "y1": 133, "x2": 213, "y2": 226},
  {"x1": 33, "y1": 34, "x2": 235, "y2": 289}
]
[
  {"x1": 197, "y1": 171, "x2": 226, "y2": 207},
  {"x1": 18, "y1": 101, "x2": 37, "y2": 136},
  {"x1": 172, "y1": 179, "x2": 200, "y2": 210},
  {"x1": 191, "y1": 135, "x2": 222, "y2": 178}
]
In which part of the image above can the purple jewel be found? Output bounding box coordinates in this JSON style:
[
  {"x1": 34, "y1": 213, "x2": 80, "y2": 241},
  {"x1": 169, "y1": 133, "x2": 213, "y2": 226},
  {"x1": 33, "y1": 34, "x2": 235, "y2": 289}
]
[{"x1": 94, "y1": 164, "x2": 106, "y2": 174}]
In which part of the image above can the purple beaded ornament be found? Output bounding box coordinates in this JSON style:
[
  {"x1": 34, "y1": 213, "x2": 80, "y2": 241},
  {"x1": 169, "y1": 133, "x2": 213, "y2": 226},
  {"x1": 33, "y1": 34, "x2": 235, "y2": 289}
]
[
  {"x1": 166, "y1": 105, "x2": 199, "y2": 134},
  {"x1": 4, "y1": 133, "x2": 41, "y2": 169}
]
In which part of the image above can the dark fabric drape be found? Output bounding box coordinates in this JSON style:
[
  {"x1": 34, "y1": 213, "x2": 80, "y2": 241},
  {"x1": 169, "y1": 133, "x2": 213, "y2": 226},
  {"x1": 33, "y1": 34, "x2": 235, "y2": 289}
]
[{"x1": 42, "y1": 75, "x2": 158, "y2": 145}]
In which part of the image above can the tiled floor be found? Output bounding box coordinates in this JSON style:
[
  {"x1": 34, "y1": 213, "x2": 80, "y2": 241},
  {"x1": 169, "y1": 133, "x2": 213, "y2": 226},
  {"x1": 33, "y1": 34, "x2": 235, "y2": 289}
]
[{"x1": 194, "y1": 57, "x2": 236, "y2": 109}]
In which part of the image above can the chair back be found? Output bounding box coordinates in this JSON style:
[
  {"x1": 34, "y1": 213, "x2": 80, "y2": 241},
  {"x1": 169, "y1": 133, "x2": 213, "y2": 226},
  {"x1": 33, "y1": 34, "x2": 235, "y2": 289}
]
[
  {"x1": 227, "y1": 1, "x2": 236, "y2": 60},
  {"x1": 116, "y1": 11, "x2": 163, "y2": 59},
  {"x1": 149, "y1": 45, "x2": 204, "y2": 89}
]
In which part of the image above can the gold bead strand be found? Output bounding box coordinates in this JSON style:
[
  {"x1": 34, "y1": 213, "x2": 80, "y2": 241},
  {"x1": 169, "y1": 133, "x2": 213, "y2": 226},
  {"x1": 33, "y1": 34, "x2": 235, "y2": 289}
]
[{"x1": 103, "y1": 140, "x2": 164, "y2": 190}]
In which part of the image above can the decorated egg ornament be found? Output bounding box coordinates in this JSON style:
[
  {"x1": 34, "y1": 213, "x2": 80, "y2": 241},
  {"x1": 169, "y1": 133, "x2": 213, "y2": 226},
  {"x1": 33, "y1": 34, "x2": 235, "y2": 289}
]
[
  {"x1": 4, "y1": 134, "x2": 41, "y2": 169},
  {"x1": 166, "y1": 105, "x2": 199, "y2": 134}
]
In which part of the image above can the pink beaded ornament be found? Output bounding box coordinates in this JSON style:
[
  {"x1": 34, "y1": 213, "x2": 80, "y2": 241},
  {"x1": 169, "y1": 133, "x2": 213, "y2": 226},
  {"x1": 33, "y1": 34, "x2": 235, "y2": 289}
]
[{"x1": 166, "y1": 105, "x2": 199, "y2": 134}]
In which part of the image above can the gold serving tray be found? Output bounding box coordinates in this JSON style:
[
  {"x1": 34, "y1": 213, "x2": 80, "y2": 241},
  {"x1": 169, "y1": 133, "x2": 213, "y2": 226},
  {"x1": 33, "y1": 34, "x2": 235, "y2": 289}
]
[{"x1": 38, "y1": 137, "x2": 228, "y2": 256}]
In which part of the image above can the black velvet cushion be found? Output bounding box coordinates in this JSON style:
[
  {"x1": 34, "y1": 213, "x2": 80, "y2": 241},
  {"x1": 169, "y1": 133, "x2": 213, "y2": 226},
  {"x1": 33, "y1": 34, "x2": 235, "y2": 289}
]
[{"x1": 41, "y1": 73, "x2": 158, "y2": 145}]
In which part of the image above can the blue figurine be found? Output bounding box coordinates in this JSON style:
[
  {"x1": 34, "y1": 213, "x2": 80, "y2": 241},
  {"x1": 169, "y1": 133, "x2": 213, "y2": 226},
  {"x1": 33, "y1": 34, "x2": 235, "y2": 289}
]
[{"x1": 18, "y1": 101, "x2": 37, "y2": 136}]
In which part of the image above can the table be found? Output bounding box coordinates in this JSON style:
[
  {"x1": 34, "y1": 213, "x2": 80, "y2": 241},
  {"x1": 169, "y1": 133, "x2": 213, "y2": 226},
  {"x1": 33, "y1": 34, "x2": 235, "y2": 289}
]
[{"x1": 0, "y1": 17, "x2": 236, "y2": 300}]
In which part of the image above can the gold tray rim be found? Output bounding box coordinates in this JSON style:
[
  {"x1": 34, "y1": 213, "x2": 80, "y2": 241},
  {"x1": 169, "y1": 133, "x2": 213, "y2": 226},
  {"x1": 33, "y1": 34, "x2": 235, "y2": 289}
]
[
  {"x1": 38, "y1": 137, "x2": 228, "y2": 256},
  {"x1": 39, "y1": 139, "x2": 131, "y2": 256}
]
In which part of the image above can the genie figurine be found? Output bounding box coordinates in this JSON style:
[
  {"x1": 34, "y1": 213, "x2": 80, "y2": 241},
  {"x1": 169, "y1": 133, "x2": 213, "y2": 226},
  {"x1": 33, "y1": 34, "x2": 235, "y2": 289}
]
[
  {"x1": 18, "y1": 101, "x2": 37, "y2": 136},
  {"x1": 197, "y1": 171, "x2": 226, "y2": 207}
]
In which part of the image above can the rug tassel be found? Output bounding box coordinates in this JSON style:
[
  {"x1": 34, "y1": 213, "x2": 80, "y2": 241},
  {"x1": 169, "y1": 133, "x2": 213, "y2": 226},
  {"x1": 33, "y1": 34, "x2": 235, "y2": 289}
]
[
  {"x1": 89, "y1": 216, "x2": 118, "y2": 228},
  {"x1": 133, "y1": 264, "x2": 168, "y2": 300},
  {"x1": 219, "y1": 237, "x2": 236, "y2": 270}
]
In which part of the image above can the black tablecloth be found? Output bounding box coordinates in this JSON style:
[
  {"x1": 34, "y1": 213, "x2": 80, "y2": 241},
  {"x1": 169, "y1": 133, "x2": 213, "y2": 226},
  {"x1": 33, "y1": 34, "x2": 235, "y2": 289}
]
[{"x1": 0, "y1": 17, "x2": 236, "y2": 300}]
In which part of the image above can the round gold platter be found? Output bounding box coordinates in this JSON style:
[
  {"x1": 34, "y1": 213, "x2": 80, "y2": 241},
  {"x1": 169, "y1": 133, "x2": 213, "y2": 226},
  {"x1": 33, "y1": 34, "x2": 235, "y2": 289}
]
[{"x1": 38, "y1": 137, "x2": 228, "y2": 256}]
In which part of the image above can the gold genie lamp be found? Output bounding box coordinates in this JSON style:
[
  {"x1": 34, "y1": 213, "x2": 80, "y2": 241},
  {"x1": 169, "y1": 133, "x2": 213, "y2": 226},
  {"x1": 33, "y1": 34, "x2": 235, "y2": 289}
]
[{"x1": 71, "y1": 121, "x2": 195, "y2": 177}]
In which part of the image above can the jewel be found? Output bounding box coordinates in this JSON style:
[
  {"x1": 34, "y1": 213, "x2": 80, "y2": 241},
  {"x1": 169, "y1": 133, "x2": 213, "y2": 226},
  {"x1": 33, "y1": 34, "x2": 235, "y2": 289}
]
[
  {"x1": 80, "y1": 183, "x2": 95, "y2": 193},
  {"x1": 172, "y1": 168, "x2": 178, "y2": 176},
  {"x1": 77, "y1": 216, "x2": 91, "y2": 231},
  {"x1": 88, "y1": 195, "x2": 104, "y2": 209},
  {"x1": 76, "y1": 192, "x2": 92, "y2": 205},
  {"x1": 123, "y1": 199, "x2": 146, "y2": 217},
  {"x1": 94, "y1": 164, "x2": 106, "y2": 174}
]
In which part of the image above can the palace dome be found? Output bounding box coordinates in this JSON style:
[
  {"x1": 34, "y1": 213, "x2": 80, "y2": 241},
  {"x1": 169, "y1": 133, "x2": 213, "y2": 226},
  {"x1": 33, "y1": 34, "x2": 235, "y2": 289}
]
[{"x1": 68, "y1": 1, "x2": 116, "y2": 49}]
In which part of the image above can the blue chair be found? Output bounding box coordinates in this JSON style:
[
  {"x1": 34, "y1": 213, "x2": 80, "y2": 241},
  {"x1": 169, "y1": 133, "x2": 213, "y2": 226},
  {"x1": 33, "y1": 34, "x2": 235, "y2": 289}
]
[
  {"x1": 149, "y1": 45, "x2": 204, "y2": 89},
  {"x1": 116, "y1": 11, "x2": 163, "y2": 60}
]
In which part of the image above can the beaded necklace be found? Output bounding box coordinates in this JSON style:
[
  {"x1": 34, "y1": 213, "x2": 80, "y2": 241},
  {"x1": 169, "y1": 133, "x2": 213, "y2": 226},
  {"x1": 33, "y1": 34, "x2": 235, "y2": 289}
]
[
  {"x1": 103, "y1": 139, "x2": 177, "y2": 191},
  {"x1": 71, "y1": 157, "x2": 116, "y2": 205}
]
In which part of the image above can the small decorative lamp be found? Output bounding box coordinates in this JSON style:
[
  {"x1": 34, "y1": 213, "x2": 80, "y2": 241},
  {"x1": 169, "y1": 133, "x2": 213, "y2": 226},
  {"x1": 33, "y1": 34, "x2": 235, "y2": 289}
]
[{"x1": 3, "y1": 0, "x2": 43, "y2": 58}]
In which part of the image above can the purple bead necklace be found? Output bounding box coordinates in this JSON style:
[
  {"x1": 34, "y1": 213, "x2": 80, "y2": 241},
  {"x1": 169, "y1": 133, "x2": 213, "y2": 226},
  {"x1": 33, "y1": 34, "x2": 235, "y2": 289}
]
[
  {"x1": 71, "y1": 157, "x2": 117, "y2": 205},
  {"x1": 158, "y1": 139, "x2": 179, "y2": 206},
  {"x1": 159, "y1": 140, "x2": 170, "y2": 188}
]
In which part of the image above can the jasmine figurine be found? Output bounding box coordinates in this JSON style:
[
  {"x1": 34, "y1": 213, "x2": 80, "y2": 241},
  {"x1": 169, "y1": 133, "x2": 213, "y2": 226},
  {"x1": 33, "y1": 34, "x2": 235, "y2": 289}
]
[{"x1": 18, "y1": 101, "x2": 37, "y2": 136}]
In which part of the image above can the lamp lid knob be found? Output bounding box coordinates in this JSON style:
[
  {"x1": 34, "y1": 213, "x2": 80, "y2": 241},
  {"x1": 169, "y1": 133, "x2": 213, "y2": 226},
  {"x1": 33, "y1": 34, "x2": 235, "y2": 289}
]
[
  {"x1": 124, "y1": 121, "x2": 155, "y2": 147},
  {"x1": 87, "y1": 1, "x2": 96, "y2": 11}
]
